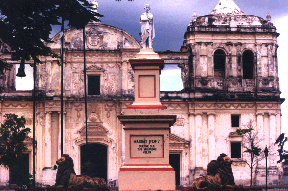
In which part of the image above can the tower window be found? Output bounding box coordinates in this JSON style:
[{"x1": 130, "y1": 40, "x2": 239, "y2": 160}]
[
  {"x1": 231, "y1": 115, "x2": 240, "y2": 127},
  {"x1": 214, "y1": 49, "x2": 226, "y2": 78},
  {"x1": 242, "y1": 50, "x2": 254, "y2": 79},
  {"x1": 231, "y1": 142, "x2": 241, "y2": 158},
  {"x1": 88, "y1": 75, "x2": 100, "y2": 95}
]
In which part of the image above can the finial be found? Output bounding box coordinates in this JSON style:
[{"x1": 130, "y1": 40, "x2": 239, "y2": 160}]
[
  {"x1": 192, "y1": 11, "x2": 197, "y2": 21},
  {"x1": 266, "y1": 12, "x2": 271, "y2": 22}
]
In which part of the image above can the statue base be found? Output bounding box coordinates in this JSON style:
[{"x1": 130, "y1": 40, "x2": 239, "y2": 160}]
[
  {"x1": 42, "y1": 167, "x2": 57, "y2": 186},
  {"x1": 136, "y1": 49, "x2": 160, "y2": 59},
  {"x1": 117, "y1": 114, "x2": 176, "y2": 191},
  {"x1": 119, "y1": 165, "x2": 175, "y2": 191}
]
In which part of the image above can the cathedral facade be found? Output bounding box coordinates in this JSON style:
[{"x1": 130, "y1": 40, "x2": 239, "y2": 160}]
[{"x1": 0, "y1": 0, "x2": 284, "y2": 187}]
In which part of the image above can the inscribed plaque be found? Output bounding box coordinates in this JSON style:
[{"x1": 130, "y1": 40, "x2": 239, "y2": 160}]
[{"x1": 130, "y1": 135, "x2": 164, "y2": 158}]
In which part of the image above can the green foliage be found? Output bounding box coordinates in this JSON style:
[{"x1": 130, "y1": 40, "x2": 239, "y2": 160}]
[
  {"x1": 236, "y1": 128, "x2": 253, "y2": 135},
  {"x1": 0, "y1": 0, "x2": 102, "y2": 68},
  {"x1": 244, "y1": 146, "x2": 261, "y2": 156},
  {"x1": 0, "y1": 114, "x2": 30, "y2": 167},
  {"x1": 236, "y1": 124, "x2": 261, "y2": 159},
  {"x1": 236, "y1": 121, "x2": 263, "y2": 187}
]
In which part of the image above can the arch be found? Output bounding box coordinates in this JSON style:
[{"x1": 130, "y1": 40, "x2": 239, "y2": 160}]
[
  {"x1": 80, "y1": 143, "x2": 107, "y2": 181},
  {"x1": 242, "y1": 50, "x2": 254, "y2": 79},
  {"x1": 214, "y1": 49, "x2": 226, "y2": 78}
]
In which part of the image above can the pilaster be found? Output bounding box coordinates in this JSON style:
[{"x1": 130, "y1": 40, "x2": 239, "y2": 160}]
[
  {"x1": 269, "y1": 112, "x2": 277, "y2": 167},
  {"x1": 188, "y1": 112, "x2": 196, "y2": 171},
  {"x1": 208, "y1": 112, "x2": 216, "y2": 162},
  {"x1": 44, "y1": 111, "x2": 52, "y2": 167},
  {"x1": 256, "y1": 113, "x2": 264, "y2": 167},
  {"x1": 195, "y1": 113, "x2": 203, "y2": 167}
]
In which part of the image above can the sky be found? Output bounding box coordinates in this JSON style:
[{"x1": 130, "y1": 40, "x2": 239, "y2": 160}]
[{"x1": 16, "y1": 0, "x2": 288, "y2": 134}]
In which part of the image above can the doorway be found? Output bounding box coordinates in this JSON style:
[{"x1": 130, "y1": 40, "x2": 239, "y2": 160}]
[
  {"x1": 10, "y1": 153, "x2": 30, "y2": 186},
  {"x1": 169, "y1": 153, "x2": 181, "y2": 185},
  {"x1": 81, "y1": 143, "x2": 107, "y2": 180}
]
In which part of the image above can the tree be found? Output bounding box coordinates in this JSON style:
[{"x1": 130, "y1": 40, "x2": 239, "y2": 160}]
[
  {"x1": 0, "y1": 0, "x2": 101, "y2": 70},
  {"x1": 275, "y1": 133, "x2": 288, "y2": 163},
  {"x1": 0, "y1": 114, "x2": 31, "y2": 188},
  {"x1": 0, "y1": 0, "x2": 138, "y2": 70},
  {"x1": 236, "y1": 121, "x2": 263, "y2": 188}
]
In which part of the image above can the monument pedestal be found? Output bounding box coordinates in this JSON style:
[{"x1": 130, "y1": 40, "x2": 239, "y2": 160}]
[
  {"x1": 118, "y1": 115, "x2": 176, "y2": 191},
  {"x1": 42, "y1": 167, "x2": 57, "y2": 186},
  {"x1": 119, "y1": 168, "x2": 175, "y2": 190},
  {"x1": 118, "y1": 55, "x2": 177, "y2": 191}
]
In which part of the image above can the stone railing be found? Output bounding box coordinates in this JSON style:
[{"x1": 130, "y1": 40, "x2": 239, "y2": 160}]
[{"x1": 187, "y1": 25, "x2": 277, "y2": 33}]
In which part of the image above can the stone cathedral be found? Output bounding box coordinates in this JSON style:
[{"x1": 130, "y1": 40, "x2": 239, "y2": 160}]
[{"x1": 0, "y1": 0, "x2": 284, "y2": 187}]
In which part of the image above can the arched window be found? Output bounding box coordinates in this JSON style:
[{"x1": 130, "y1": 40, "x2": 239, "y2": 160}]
[
  {"x1": 242, "y1": 50, "x2": 254, "y2": 79},
  {"x1": 214, "y1": 49, "x2": 226, "y2": 78}
]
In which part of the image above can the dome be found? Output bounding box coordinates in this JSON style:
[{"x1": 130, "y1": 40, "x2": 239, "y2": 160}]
[
  {"x1": 189, "y1": 0, "x2": 275, "y2": 28},
  {"x1": 210, "y1": 0, "x2": 245, "y2": 15}
]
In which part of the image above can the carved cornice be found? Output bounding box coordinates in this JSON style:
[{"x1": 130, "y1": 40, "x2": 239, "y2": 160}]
[
  {"x1": 74, "y1": 137, "x2": 113, "y2": 146},
  {"x1": 86, "y1": 65, "x2": 105, "y2": 72},
  {"x1": 2, "y1": 103, "x2": 30, "y2": 108},
  {"x1": 167, "y1": 103, "x2": 188, "y2": 110},
  {"x1": 215, "y1": 103, "x2": 255, "y2": 109},
  {"x1": 46, "y1": 101, "x2": 61, "y2": 107},
  {"x1": 196, "y1": 103, "x2": 214, "y2": 109},
  {"x1": 169, "y1": 133, "x2": 189, "y2": 149},
  {"x1": 257, "y1": 103, "x2": 278, "y2": 109},
  {"x1": 79, "y1": 123, "x2": 108, "y2": 137}
]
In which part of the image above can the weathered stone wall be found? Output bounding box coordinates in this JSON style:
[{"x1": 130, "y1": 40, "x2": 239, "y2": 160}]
[{"x1": 0, "y1": 18, "x2": 283, "y2": 187}]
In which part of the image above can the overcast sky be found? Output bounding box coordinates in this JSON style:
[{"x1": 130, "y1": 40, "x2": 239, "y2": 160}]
[{"x1": 17, "y1": 0, "x2": 288, "y2": 134}]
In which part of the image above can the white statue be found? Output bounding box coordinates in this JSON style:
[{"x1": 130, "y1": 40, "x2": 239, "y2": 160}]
[{"x1": 140, "y1": 4, "x2": 155, "y2": 49}]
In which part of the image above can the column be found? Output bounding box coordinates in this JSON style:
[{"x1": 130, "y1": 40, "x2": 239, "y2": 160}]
[
  {"x1": 44, "y1": 111, "x2": 52, "y2": 167},
  {"x1": 256, "y1": 113, "x2": 265, "y2": 167},
  {"x1": 268, "y1": 44, "x2": 273, "y2": 77},
  {"x1": 121, "y1": 60, "x2": 128, "y2": 93},
  {"x1": 189, "y1": 113, "x2": 195, "y2": 170},
  {"x1": 195, "y1": 113, "x2": 203, "y2": 167},
  {"x1": 269, "y1": 112, "x2": 277, "y2": 167},
  {"x1": 36, "y1": 111, "x2": 43, "y2": 182},
  {"x1": 206, "y1": 43, "x2": 213, "y2": 77},
  {"x1": 208, "y1": 113, "x2": 216, "y2": 162},
  {"x1": 195, "y1": 44, "x2": 201, "y2": 77},
  {"x1": 116, "y1": 102, "x2": 122, "y2": 181},
  {"x1": 121, "y1": 126, "x2": 125, "y2": 166},
  {"x1": 58, "y1": 111, "x2": 65, "y2": 158}
]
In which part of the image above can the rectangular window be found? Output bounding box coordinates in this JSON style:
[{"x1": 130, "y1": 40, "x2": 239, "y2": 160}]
[
  {"x1": 88, "y1": 75, "x2": 100, "y2": 95},
  {"x1": 231, "y1": 115, "x2": 240, "y2": 127},
  {"x1": 231, "y1": 142, "x2": 241, "y2": 158}
]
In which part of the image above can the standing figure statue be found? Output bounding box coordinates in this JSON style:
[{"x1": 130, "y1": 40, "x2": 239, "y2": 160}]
[{"x1": 140, "y1": 4, "x2": 155, "y2": 49}]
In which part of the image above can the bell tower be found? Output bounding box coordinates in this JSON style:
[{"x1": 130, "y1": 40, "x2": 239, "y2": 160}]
[
  {"x1": 184, "y1": 0, "x2": 280, "y2": 101},
  {"x1": 182, "y1": 0, "x2": 284, "y2": 186}
]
